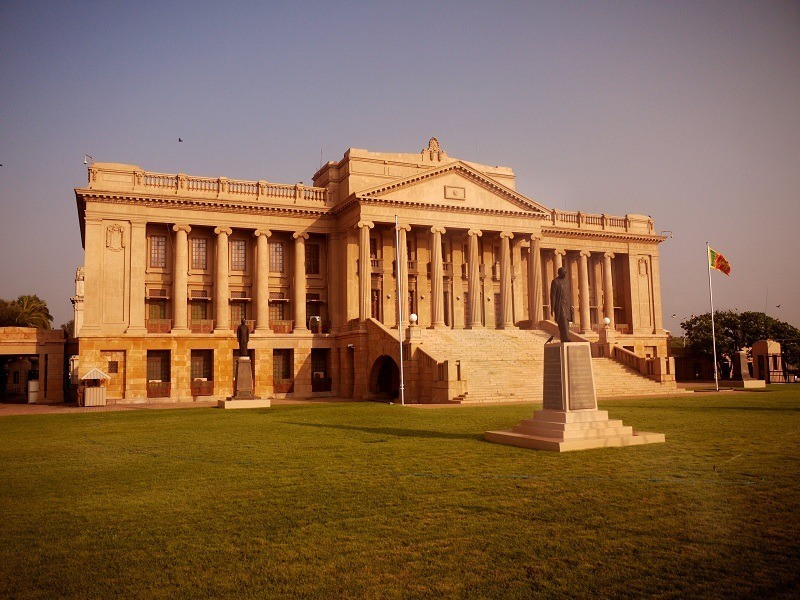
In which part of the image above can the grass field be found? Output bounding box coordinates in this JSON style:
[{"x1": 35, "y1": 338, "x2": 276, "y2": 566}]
[{"x1": 2, "y1": 387, "x2": 799, "y2": 599}]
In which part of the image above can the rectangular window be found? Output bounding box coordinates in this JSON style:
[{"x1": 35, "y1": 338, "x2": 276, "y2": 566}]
[
  {"x1": 231, "y1": 239, "x2": 246, "y2": 271},
  {"x1": 311, "y1": 348, "x2": 328, "y2": 376},
  {"x1": 149, "y1": 300, "x2": 167, "y2": 320},
  {"x1": 191, "y1": 350, "x2": 213, "y2": 380},
  {"x1": 305, "y1": 243, "x2": 320, "y2": 275},
  {"x1": 269, "y1": 301, "x2": 285, "y2": 322},
  {"x1": 273, "y1": 349, "x2": 293, "y2": 380},
  {"x1": 149, "y1": 235, "x2": 166, "y2": 268},
  {"x1": 270, "y1": 242, "x2": 284, "y2": 272},
  {"x1": 107, "y1": 361, "x2": 119, "y2": 374},
  {"x1": 146, "y1": 350, "x2": 170, "y2": 381},
  {"x1": 191, "y1": 301, "x2": 207, "y2": 321},
  {"x1": 369, "y1": 238, "x2": 378, "y2": 259},
  {"x1": 231, "y1": 302, "x2": 246, "y2": 324},
  {"x1": 191, "y1": 238, "x2": 207, "y2": 270}
]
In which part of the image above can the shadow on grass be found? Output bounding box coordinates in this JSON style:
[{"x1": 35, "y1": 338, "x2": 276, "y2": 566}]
[{"x1": 282, "y1": 421, "x2": 484, "y2": 441}]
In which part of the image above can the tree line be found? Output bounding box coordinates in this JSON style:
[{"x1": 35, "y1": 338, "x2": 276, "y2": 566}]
[{"x1": 681, "y1": 310, "x2": 799, "y2": 369}]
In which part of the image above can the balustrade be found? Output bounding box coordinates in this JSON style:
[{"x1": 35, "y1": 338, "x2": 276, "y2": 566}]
[
  {"x1": 147, "y1": 381, "x2": 171, "y2": 398},
  {"x1": 146, "y1": 319, "x2": 172, "y2": 333},
  {"x1": 189, "y1": 319, "x2": 214, "y2": 333}
]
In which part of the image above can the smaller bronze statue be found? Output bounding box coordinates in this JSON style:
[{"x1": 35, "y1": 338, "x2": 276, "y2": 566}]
[
  {"x1": 236, "y1": 318, "x2": 249, "y2": 356},
  {"x1": 550, "y1": 267, "x2": 574, "y2": 343}
]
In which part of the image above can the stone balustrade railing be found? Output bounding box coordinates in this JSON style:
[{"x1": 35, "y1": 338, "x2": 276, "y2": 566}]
[
  {"x1": 545, "y1": 210, "x2": 656, "y2": 236},
  {"x1": 88, "y1": 163, "x2": 332, "y2": 206}
]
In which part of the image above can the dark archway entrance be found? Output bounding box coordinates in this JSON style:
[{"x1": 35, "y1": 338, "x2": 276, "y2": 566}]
[{"x1": 369, "y1": 355, "x2": 400, "y2": 401}]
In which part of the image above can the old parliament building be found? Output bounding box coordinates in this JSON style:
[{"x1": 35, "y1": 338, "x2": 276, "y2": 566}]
[{"x1": 73, "y1": 139, "x2": 676, "y2": 403}]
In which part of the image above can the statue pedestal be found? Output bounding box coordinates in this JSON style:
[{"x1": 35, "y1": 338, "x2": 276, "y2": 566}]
[
  {"x1": 218, "y1": 357, "x2": 271, "y2": 409},
  {"x1": 485, "y1": 342, "x2": 665, "y2": 452}
]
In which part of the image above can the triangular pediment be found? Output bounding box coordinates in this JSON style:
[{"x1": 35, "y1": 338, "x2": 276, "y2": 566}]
[{"x1": 356, "y1": 162, "x2": 550, "y2": 215}]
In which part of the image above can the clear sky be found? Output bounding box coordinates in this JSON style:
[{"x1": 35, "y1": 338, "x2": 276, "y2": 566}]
[{"x1": 1, "y1": 1, "x2": 798, "y2": 332}]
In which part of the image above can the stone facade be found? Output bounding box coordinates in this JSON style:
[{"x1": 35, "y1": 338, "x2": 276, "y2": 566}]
[
  {"x1": 74, "y1": 139, "x2": 669, "y2": 403},
  {"x1": 0, "y1": 327, "x2": 66, "y2": 403}
]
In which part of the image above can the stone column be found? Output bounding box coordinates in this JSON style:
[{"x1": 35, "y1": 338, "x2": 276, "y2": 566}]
[
  {"x1": 603, "y1": 252, "x2": 616, "y2": 329},
  {"x1": 293, "y1": 231, "x2": 309, "y2": 332},
  {"x1": 127, "y1": 222, "x2": 147, "y2": 333},
  {"x1": 430, "y1": 226, "x2": 446, "y2": 329},
  {"x1": 213, "y1": 227, "x2": 232, "y2": 332},
  {"x1": 254, "y1": 229, "x2": 272, "y2": 333},
  {"x1": 467, "y1": 229, "x2": 482, "y2": 328},
  {"x1": 499, "y1": 231, "x2": 515, "y2": 329},
  {"x1": 554, "y1": 249, "x2": 565, "y2": 271},
  {"x1": 527, "y1": 236, "x2": 543, "y2": 324},
  {"x1": 397, "y1": 224, "x2": 411, "y2": 327},
  {"x1": 578, "y1": 250, "x2": 591, "y2": 333},
  {"x1": 357, "y1": 221, "x2": 374, "y2": 321},
  {"x1": 172, "y1": 224, "x2": 191, "y2": 331}
]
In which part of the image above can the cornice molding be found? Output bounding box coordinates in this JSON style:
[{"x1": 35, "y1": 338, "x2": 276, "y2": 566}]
[
  {"x1": 78, "y1": 192, "x2": 330, "y2": 218},
  {"x1": 540, "y1": 228, "x2": 667, "y2": 244}
]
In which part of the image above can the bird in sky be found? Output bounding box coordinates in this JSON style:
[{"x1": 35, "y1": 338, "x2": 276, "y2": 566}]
[{"x1": 178, "y1": 138, "x2": 184, "y2": 142}]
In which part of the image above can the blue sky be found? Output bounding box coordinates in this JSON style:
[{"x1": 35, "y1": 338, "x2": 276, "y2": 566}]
[{"x1": 1, "y1": 1, "x2": 798, "y2": 331}]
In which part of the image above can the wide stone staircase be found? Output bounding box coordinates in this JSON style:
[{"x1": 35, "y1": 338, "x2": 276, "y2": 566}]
[{"x1": 415, "y1": 328, "x2": 681, "y2": 403}]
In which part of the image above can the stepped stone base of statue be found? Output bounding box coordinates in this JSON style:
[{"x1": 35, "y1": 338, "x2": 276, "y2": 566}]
[
  {"x1": 485, "y1": 342, "x2": 665, "y2": 452},
  {"x1": 218, "y1": 357, "x2": 270, "y2": 409}
]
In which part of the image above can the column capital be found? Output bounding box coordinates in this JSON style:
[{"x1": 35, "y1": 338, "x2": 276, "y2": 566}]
[
  {"x1": 554, "y1": 249, "x2": 566, "y2": 256},
  {"x1": 254, "y1": 229, "x2": 272, "y2": 238},
  {"x1": 214, "y1": 226, "x2": 232, "y2": 236},
  {"x1": 500, "y1": 231, "x2": 514, "y2": 240},
  {"x1": 396, "y1": 223, "x2": 411, "y2": 232},
  {"x1": 292, "y1": 231, "x2": 309, "y2": 241},
  {"x1": 580, "y1": 250, "x2": 591, "y2": 258},
  {"x1": 172, "y1": 224, "x2": 192, "y2": 234},
  {"x1": 357, "y1": 220, "x2": 374, "y2": 230},
  {"x1": 467, "y1": 229, "x2": 482, "y2": 238},
  {"x1": 529, "y1": 234, "x2": 542, "y2": 243},
  {"x1": 430, "y1": 226, "x2": 446, "y2": 235},
  {"x1": 604, "y1": 252, "x2": 615, "y2": 259}
]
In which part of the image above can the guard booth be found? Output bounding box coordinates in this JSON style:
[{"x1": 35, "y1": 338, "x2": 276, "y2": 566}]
[
  {"x1": 752, "y1": 340, "x2": 785, "y2": 383},
  {"x1": 80, "y1": 368, "x2": 110, "y2": 406}
]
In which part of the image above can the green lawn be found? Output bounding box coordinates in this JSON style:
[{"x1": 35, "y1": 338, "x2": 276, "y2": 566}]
[{"x1": 2, "y1": 388, "x2": 799, "y2": 599}]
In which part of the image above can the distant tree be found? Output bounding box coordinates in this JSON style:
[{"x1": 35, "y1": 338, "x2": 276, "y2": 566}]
[
  {"x1": 0, "y1": 299, "x2": 21, "y2": 327},
  {"x1": 0, "y1": 295, "x2": 53, "y2": 329},
  {"x1": 60, "y1": 319, "x2": 75, "y2": 338},
  {"x1": 681, "y1": 311, "x2": 800, "y2": 369}
]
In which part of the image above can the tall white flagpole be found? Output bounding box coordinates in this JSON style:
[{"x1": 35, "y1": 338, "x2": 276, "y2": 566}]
[
  {"x1": 395, "y1": 215, "x2": 405, "y2": 405},
  {"x1": 707, "y1": 242, "x2": 720, "y2": 391}
]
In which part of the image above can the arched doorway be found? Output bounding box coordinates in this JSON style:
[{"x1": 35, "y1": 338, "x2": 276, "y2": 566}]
[{"x1": 369, "y1": 355, "x2": 400, "y2": 400}]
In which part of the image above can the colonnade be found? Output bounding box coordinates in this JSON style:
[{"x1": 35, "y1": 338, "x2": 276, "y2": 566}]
[
  {"x1": 355, "y1": 221, "x2": 625, "y2": 334},
  {"x1": 158, "y1": 221, "x2": 626, "y2": 335},
  {"x1": 168, "y1": 224, "x2": 311, "y2": 334}
]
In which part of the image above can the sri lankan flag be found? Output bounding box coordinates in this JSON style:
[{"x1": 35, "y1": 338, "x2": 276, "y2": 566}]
[{"x1": 708, "y1": 246, "x2": 731, "y2": 276}]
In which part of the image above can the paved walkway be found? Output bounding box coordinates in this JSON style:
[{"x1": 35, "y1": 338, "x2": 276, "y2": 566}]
[
  {"x1": 0, "y1": 397, "x2": 361, "y2": 416},
  {"x1": 0, "y1": 383, "x2": 743, "y2": 417}
]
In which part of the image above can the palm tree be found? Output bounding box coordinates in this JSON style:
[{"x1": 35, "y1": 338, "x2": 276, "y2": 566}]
[{"x1": 13, "y1": 295, "x2": 53, "y2": 329}]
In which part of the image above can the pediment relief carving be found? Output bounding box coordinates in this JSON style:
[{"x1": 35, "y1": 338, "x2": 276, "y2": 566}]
[{"x1": 357, "y1": 162, "x2": 550, "y2": 216}]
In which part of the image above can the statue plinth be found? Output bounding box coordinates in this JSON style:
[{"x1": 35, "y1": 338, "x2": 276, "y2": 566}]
[
  {"x1": 218, "y1": 356, "x2": 271, "y2": 409},
  {"x1": 485, "y1": 342, "x2": 665, "y2": 452}
]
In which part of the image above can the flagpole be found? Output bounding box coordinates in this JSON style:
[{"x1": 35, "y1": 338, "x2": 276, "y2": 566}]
[
  {"x1": 707, "y1": 242, "x2": 720, "y2": 391},
  {"x1": 395, "y1": 215, "x2": 405, "y2": 405}
]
